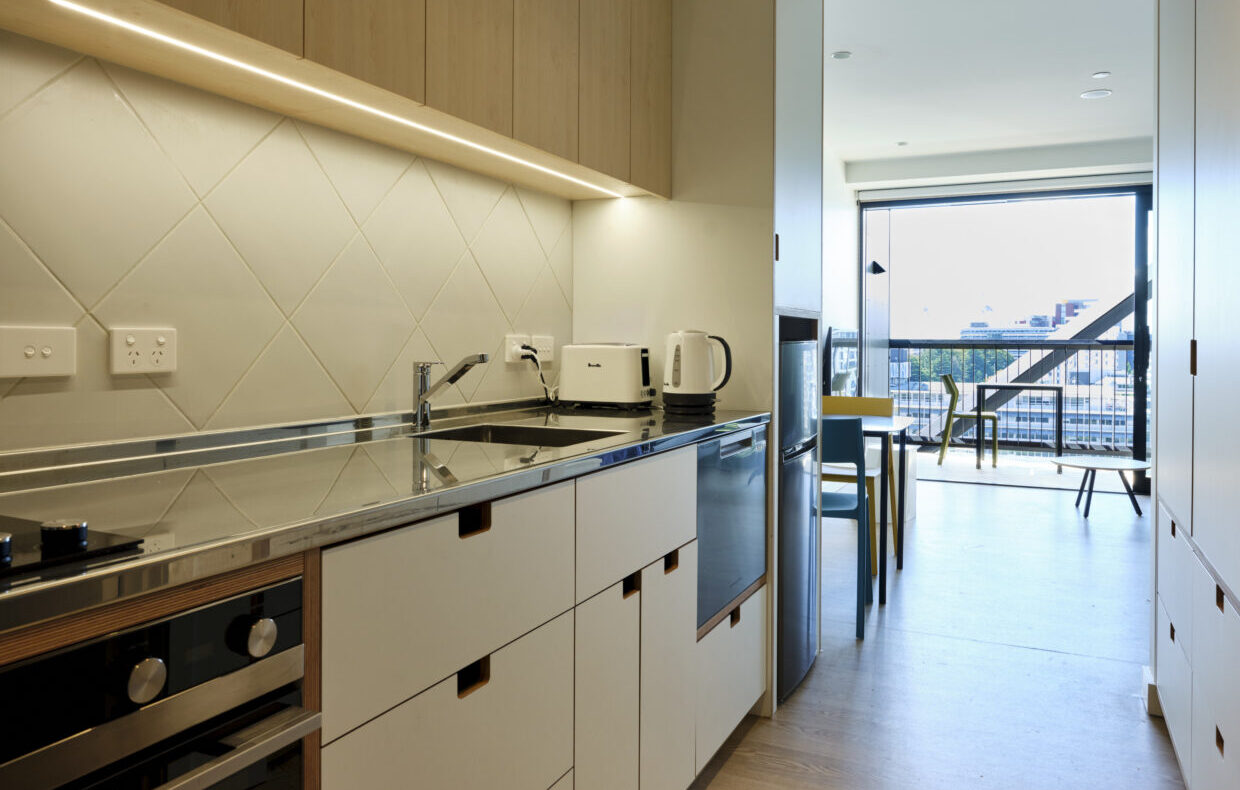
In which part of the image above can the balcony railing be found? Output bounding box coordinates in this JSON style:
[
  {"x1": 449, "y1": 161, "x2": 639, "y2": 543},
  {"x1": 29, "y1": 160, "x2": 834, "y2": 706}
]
[{"x1": 888, "y1": 338, "x2": 1143, "y2": 454}]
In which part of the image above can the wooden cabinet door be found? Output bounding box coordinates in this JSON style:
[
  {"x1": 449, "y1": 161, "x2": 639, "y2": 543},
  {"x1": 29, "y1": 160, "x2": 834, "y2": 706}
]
[
  {"x1": 1193, "y1": 0, "x2": 1240, "y2": 585},
  {"x1": 1156, "y1": 0, "x2": 1195, "y2": 532},
  {"x1": 575, "y1": 581, "x2": 640, "y2": 790},
  {"x1": 305, "y1": 0, "x2": 426, "y2": 103},
  {"x1": 160, "y1": 0, "x2": 303, "y2": 55},
  {"x1": 773, "y1": 0, "x2": 823, "y2": 313},
  {"x1": 639, "y1": 541, "x2": 697, "y2": 790},
  {"x1": 514, "y1": 0, "x2": 579, "y2": 161},
  {"x1": 426, "y1": 0, "x2": 514, "y2": 135},
  {"x1": 629, "y1": 0, "x2": 671, "y2": 196},
  {"x1": 579, "y1": 0, "x2": 631, "y2": 180}
]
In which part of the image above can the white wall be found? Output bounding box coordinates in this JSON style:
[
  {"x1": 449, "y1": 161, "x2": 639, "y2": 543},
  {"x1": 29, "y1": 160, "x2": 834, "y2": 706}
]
[
  {"x1": 573, "y1": 0, "x2": 775, "y2": 410},
  {"x1": 822, "y1": 150, "x2": 858, "y2": 333}
]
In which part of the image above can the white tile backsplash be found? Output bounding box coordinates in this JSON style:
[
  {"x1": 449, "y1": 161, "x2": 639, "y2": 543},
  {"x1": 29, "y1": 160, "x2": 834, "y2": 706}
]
[{"x1": 0, "y1": 32, "x2": 572, "y2": 451}]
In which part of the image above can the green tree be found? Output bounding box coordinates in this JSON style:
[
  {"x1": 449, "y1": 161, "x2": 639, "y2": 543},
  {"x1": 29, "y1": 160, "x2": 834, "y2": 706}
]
[{"x1": 910, "y1": 348, "x2": 1015, "y2": 384}]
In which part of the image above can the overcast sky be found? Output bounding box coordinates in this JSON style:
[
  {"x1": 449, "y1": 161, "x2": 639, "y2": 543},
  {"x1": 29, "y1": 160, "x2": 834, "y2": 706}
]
[{"x1": 883, "y1": 195, "x2": 1139, "y2": 339}]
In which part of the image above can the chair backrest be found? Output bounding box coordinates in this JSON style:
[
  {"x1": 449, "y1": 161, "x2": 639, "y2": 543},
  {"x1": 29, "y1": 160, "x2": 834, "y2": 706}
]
[
  {"x1": 821, "y1": 395, "x2": 894, "y2": 417},
  {"x1": 940, "y1": 373, "x2": 960, "y2": 414},
  {"x1": 820, "y1": 417, "x2": 866, "y2": 477}
]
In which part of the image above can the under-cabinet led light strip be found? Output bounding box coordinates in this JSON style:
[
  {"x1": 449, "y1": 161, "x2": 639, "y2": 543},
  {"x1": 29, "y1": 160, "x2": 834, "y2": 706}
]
[{"x1": 47, "y1": 0, "x2": 625, "y2": 198}]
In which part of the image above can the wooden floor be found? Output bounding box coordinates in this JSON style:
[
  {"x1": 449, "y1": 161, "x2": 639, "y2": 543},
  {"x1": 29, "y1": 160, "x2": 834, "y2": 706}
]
[{"x1": 694, "y1": 481, "x2": 1183, "y2": 790}]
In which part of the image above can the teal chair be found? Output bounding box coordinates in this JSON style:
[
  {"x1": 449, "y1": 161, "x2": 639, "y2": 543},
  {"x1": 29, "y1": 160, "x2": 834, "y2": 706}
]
[{"x1": 820, "y1": 417, "x2": 872, "y2": 639}]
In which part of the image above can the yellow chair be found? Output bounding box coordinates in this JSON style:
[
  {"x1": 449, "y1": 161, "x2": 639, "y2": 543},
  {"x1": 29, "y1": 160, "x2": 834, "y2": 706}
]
[
  {"x1": 820, "y1": 396, "x2": 899, "y2": 574},
  {"x1": 938, "y1": 373, "x2": 998, "y2": 467}
]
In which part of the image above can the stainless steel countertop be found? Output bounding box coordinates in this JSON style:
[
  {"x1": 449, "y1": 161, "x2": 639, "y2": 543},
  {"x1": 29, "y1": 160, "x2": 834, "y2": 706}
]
[{"x1": 0, "y1": 404, "x2": 769, "y2": 634}]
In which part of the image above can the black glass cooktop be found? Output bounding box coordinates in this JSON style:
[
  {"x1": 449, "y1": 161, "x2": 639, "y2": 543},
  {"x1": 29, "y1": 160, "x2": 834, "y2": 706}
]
[{"x1": 0, "y1": 515, "x2": 143, "y2": 579}]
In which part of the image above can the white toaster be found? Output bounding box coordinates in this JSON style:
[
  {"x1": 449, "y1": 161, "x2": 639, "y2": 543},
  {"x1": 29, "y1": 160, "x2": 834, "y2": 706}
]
[{"x1": 558, "y1": 344, "x2": 656, "y2": 407}]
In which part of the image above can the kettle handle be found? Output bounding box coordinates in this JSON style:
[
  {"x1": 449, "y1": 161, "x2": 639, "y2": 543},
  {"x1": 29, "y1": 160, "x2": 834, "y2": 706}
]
[{"x1": 709, "y1": 335, "x2": 732, "y2": 392}]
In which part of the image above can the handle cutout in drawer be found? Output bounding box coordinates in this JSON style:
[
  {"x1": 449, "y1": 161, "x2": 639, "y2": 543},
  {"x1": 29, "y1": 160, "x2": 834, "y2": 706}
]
[
  {"x1": 1218, "y1": 585, "x2": 1227, "y2": 613},
  {"x1": 1170, "y1": 521, "x2": 1176, "y2": 538},
  {"x1": 1217, "y1": 726, "x2": 1225, "y2": 757},
  {"x1": 730, "y1": 607, "x2": 741, "y2": 628},
  {"x1": 1169, "y1": 622, "x2": 1176, "y2": 643},
  {"x1": 623, "y1": 570, "x2": 642, "y2": 599},
  {"x1": 664, "y1": 549, "x2": 679, "y2": 574},
  {"x1": 457, "y1": 655, "x2": 491, "y2": 698},
  {"x1": 459, "y1": 503, "x2": 492, "y2": 538}
]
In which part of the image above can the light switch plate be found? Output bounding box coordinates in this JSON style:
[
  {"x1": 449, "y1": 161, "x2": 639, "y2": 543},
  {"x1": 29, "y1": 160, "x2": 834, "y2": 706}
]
[
  {"x1": 0, "y1": 326, "x2": 76, "y2": 378},
  {"x1": 504, "y1": 334, "x2": 532, "y2": 363},
  {"x1": 531, "y1": 335, "x2": 555, "y2": 362},
  {"x1": 110, "y1": 327, "x2": 177, "y2": 374}
]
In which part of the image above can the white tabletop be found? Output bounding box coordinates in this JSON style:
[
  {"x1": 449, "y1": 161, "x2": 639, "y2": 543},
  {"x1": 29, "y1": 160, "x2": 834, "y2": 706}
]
[
  {"x1": 823, "y1": 414, "x2": 916, "y2": 434},
  {"x1": 1053, "y1": 456, "x2": 1151, "y2": 472}
]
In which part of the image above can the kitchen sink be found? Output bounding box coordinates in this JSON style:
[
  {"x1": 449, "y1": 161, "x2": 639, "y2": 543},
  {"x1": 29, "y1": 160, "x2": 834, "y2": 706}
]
[{"x1": 417, "y1": 424, "x2": 625, "y2": 447}]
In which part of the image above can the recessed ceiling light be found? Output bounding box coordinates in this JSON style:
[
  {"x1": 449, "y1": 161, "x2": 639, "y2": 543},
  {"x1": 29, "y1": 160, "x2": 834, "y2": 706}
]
[
  {"x1": 1092, "y1": 71, "x2": 1112, "y2": 79},
  {"x1": 896, "y1": 141, "x2": 908, "y2": 147},
  {"x1": 1080, "y1": 89, "x2": 1113, "y2": 99},
  {"x1": 831, "y1": 51, "x2": 852, "y2": 60}
]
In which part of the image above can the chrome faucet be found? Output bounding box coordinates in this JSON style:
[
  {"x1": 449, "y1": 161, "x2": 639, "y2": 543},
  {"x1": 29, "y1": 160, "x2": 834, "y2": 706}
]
[{"x1": 413, "y1": 353, "x2": 490, "y2": 430}]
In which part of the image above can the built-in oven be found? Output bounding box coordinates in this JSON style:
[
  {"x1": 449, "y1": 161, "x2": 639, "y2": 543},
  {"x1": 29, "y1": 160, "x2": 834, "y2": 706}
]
[
  {"x1": 0, "y1": 578, "x2": 318, "y2": 789},
  {"x1": 696, "y1": 425, "x2": 768, "y2": 631}
]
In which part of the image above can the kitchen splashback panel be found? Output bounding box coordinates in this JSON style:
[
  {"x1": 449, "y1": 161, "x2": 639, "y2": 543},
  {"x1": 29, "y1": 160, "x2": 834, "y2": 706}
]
[{"x1": 0, "y1": 30, "x2": 572, "y2": 452}]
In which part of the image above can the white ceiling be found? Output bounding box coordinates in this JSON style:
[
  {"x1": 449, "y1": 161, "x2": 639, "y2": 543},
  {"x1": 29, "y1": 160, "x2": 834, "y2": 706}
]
[{"x1": 823, "y1": 0, "x2": 1155, "y2": 162}]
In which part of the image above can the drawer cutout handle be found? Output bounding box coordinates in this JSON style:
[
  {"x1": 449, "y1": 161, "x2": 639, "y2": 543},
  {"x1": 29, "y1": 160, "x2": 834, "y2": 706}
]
[
  {"x1": 1217, "y1": 726, "x2": 1225, "y2": 757},
  {"x1": 1218, "y1": 585, "x2": 1226, "y2": 614},
  {"x1": 730, "y1": 607, "x2": 741, "y2": 628},
  {"x1": 1170, "y1": 521, "x2": 1176, "y2": 538},
  {"x1": 457, "y1": 655, "x2": 490, "y2": 699},
  {"x1": 1169, "y1": 622, "x2": 1175, "y2": 643},
  {"x1": 459, "y1": 503, "x2": 492, "y2": 539},
  {"x1": 623, "y1": 570, "x2": 642, "y2": 599},
  {"x1": 664, "y1": 549, "x2": 679, "y2": 574}
]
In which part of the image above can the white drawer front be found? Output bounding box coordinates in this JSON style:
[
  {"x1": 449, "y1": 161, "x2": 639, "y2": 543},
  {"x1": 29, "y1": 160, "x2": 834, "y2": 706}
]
[
  {"x1": 1191, "y1": 558, "x2": 1240, "y2": 790},
  {"x1": 1157, "y1": 596, "x2": 1192, "y2": 782},
  {"x1": 1158, "y1": 501, "x2": 1195, "y2": 658},
  {"x1": 574, "y1": 580, "x2": 640, "y2": 790},
  {"x1": 695, "y1": 585, "x2": 766, "y2": 774},
  {"x1": 322, "y1": 611, "x2": 574, "y2": 790},
  {"x1": 321, "y1": 481, "x2": 575, "y2": 741},
  {"x1": 576, "y1": 448, "x2": 696, "y2": 602}
]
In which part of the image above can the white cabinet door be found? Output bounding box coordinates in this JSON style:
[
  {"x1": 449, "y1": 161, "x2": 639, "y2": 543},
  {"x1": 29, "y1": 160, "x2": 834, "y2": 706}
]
[
  {"x1": 1157, "y1": 0, "x2": 1196, "y2": 531},
  {"x1": 576, "y1": 448, "x2": 696, "y2": 601},
  {"x1": 1191, "y1": 552, "x2": 1240, "y2": 790},
  {"x1": 321, "y1": 482, "x2": 575, "y2": 741},
  {"x1": 574, "y1": 579, "x2": 640, "y2": 790},
  {"x1": 321, "y1": 611, "x2": 573, "y2": 790},
  {"x1": 1157, "y1": 596, "x2": 1192, "y2": 782},
  {"x1": 1157, "y1": 503, "x2": 1194, "y2": 658},
  {"x1": 640, "y1": 540, "x2": 698, "y2": 790},
  {"x1": 695, "y1": 586, "x2": 766, "y2": 773}
]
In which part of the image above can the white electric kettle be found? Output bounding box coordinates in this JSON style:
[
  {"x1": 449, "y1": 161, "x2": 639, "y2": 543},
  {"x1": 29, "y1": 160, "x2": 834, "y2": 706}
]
[{"x1": 663, "y1": 330, "x2": 732, "y2": 415}]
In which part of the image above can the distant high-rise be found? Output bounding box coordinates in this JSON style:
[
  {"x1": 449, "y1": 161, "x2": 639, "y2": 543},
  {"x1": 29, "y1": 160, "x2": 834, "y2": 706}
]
[{"x1": 1054, "y1": 298, "x2": 1097, "y2": 327}]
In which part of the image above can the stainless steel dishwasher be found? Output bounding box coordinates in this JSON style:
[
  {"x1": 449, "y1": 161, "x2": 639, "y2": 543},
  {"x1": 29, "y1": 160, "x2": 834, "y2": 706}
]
[{"x1": 696, "y1": 425, "x2": 768, "y2": 629}]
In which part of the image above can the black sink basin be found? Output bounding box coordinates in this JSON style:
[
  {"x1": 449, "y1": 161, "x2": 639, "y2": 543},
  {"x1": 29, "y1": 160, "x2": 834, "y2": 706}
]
[{"x1": 418, "y1": 424, "x2": 624, "y2": 447}]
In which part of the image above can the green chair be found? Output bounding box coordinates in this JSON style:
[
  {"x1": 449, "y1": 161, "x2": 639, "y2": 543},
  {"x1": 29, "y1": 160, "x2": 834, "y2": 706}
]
[{"x1": 938, "y1": 373, "x2": 998, "y2": 467}]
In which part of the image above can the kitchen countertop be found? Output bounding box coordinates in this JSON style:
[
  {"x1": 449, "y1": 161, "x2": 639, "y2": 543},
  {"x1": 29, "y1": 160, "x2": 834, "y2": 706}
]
[{"x1": 0, "y1": 404, "x2": 770, "y2": 633}]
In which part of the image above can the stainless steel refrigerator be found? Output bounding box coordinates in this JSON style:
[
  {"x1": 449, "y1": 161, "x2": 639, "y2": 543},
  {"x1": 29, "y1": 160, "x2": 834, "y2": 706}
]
[{"x1": 777, "y1": 340, "x2": 819, "y2": 701}]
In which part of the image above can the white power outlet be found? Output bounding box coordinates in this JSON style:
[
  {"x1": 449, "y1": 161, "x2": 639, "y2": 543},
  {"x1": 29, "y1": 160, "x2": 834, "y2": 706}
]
[
  {"x1": 531, "y1": 335, "x2": 555, "y2": 362},
  {"x1": 504, "y1": 334, "x2": 532, "y2": 363},
  {"x1": 110, "y1": 328, "x2": 178, "y2": 374},
  {"x1": 0, "y1": 326, "x2": 76, "y2": 378}
]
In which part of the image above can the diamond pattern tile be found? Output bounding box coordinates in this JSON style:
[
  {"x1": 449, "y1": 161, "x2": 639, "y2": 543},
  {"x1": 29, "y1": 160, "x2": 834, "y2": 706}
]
[
  {"x1": 105, "y1": 63, "x2": 280, "y2": 197},
  {"x1": 93, "y1": 207, "x2": 285, "y2": 427},
  {"x1": 316, "y1": 447, "x2": 399, "y2": 515},
  {"x1": 514, "y1": 266, "x2": 573, "y2": 357},
  {"x1": 471, "y1": 188, "x2": 547, "y2": 320},
  {"x1": 423, "y1": 159, "x2": 507, "y2": 244},
  {"x1": 298, "y1": 121, "x2": 412, "y2": 224},
  {"x1": 419, "y1": 251, "x2": 512, "y2": 400},
  {"x1": 364, "y1": 327, "x2": 465, "y2": 415},
  {"x1": 363, "y1": 160, "x2": 466, "y2": 320},
  {"x1": 205, "y1": 120, "x2": 356, "y2": 315},
  {"x1": 548, "y1": 224, "x2": 573, "y2": 302},
  {"x1": 0, "y1": 30, "x2": 80, "y2": 118},
  {"x1": 0, "y1": 217, "x2": 83, "y2": 325},
  {"x1": 516, "y1": 186, "x2": 571, "y2": 256},
  {"x1": 207, "y1": 326, "x2": 352, "y2": 429},
  {"x1": 0, "y1": 59, "x2": 196, "y2": 308},
  {"x1": 206, "y1": 445, "x2": 352, "y2": 527},
  {"x1": 160, "y1": 470, "x2": 255, "y2": 543},
  {"x1": 293, "y1": 234, "x2": 416, "y2": 410}
]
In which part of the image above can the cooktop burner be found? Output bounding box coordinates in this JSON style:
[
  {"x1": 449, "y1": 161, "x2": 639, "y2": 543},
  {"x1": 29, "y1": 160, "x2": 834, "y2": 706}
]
[{"x1": 0, "y1": 515, "x2": 143, "y2": 580}]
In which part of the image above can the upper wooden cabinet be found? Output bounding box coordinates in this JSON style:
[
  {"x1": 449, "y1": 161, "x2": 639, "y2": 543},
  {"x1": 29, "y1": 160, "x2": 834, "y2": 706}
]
[
  {"x1": 514, "y1": 0, "x2": 579, "y2": 161},
  {"x1": 630, "y1": 0, "x2": 671, "y2": 197},
  {"x1": 426, "y1": 0, "x2": 515, "y2": 136},
  {"x1": 305, "y1": 0, "x2": 426, "y2": 103},
  {"x1": 160, "y1": 0, "x2": 303, "y2": 56},
  {"x1": 579, "y1": 0, "x2": 632, "y2": 182}
]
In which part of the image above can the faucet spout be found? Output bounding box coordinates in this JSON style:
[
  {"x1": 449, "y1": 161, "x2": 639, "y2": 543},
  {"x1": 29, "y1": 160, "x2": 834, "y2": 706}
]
[{"x1": 413, "y1": 353, "x2": 490, "y2": 430}]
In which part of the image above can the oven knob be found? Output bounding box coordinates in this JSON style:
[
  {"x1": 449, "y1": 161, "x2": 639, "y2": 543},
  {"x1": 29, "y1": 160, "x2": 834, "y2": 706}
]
[
  {"x1": 41, "y1": 518, "x2": 88, "y2": 555},
  {"x1": 247, "y1": 618, "x2": 279, "y2": 658},
  {"x1": 127, "y1": 657, "x2": 167, "y2": 705}
]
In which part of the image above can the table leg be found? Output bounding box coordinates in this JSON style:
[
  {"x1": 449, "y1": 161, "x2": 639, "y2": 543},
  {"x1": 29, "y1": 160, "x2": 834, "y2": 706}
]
[
  {"x1": 976, "y1": 388, "x2": 984, "y2": 470},
  {"x1": 1118, "y1": 471, "x2": 1144, "y2": 516},
  {"x1": 1083, "y1": 469, "x2": 1097, "y2": 518},
  {"x1": 897, "y1": 430, "x2": 907, "y2": 570},
  {"x1": 1055, "y1": 390, "x2": 1064, "y2": 474},
  {"x1": 1075, "y1": 469, "x2": 1089, "y2": 507},
  {"x1": 879, "y1": 437, "x2": 889, "y2": 606}
]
